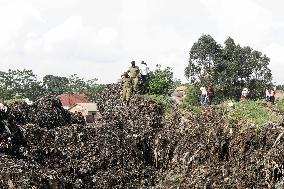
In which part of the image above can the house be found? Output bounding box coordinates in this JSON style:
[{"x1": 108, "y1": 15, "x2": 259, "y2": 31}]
[
  {"x1": 69, "y1": 103, "x2": 99, "y2": 123},
  {"x1": 57, "y1": 93, "x2": 89, "y2": 109},
  {"x1": 175, "y1": 86, "x2": 188, "y2": 96},
  {"x1": 171, "y1": 86, "x2": 189, "y2": 103}
]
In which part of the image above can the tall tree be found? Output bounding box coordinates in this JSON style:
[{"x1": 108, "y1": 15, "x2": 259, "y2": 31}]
[
  {"x1": 185, "y1": 34, "x2": 222, "y2": 84},
  {"x1": 185, "y1": 35, "x2": 272, "y2": 99}
]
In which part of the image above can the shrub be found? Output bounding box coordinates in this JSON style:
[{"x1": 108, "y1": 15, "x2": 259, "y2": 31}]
[
  {"x1": 181, "y1": 84, "x2": 200, "y2": 108},
  {"x1": 276, "y1": 98, "x2": 284, "y2": 112},
  {"x1": 147, "y1": 95, "x2": 172, "y2": 112}
]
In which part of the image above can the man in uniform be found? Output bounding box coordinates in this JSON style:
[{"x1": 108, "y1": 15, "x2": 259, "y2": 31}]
[
  {"x1": 121, "y1": 72, "x2": 132, "y2": 105},
  {"x1": 128, "y1": 61, "x2": 139, "y2": 92}
]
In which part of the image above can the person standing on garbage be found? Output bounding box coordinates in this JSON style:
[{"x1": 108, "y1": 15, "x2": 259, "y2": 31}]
[
  {"x1": 128, "y1": 61, "x2": 140, "y2": 92},
  {"x1": 140, "y1": 61, "x2": 149, "y2": 85},
  {"x1": 139, "y1": 61, "x2": 149, "y2": 93},
  {"x1": 241, "y1": 88, "x2": 249, "y2": 100},
  {"x1": 207, "y1": 84, "x2": 215, "y2": 105},
  {"x1": 270, "y1": 86, "x2": 276, "y2": 105},
  {"x1": 200, "y1": 86, "x2": 207, "y2": 105},
  {"x1": 121, "y1": 72, "x2": 132, "y2": 105},
  {"x1": 265, "y1": 87, "x2": 271, "y2": 102}
]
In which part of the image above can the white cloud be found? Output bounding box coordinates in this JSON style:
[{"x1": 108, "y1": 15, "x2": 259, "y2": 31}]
[
  {"x1": 0, "y1": 3, "x2": 43, "y2": 53},
  {"x1": 265, "y1": 43, "x2": 284, "y2": 84},
  {"x1": 199, "y1": 0, "x2": 273, "y2": 48}
]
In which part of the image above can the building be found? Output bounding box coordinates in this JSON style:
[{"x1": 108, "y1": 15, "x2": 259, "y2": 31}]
[
  {"x1": 175, "y1": 86, "x2": 188, "y2": 95},
  {"x1": 69, "y1": 103, "x2": 99, "y2": 123},
  {"x1": 171, "y1": 86, "x2": 188, "y2": 103},
  {"x1": 58, "y1": 93, "x2": 89, "y2": 109}
]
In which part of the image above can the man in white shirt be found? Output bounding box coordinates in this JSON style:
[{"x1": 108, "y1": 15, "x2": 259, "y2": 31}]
[
  {"x1": 200, "y1": 86, "x2": 207, "y2": 105},
  {"x1": 242, "y1": 88, "x2": 249, "y2": 97},
  {"x1": 140, "y1": 61, "x2": 149, "y2": 85},
  {"x1": 265, "y1": 88, "x2": 270, "y2": 102}
]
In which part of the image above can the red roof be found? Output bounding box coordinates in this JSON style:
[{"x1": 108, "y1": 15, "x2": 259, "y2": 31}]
[{"x1": 58, "y1": 93, "x2": 89, "y2": 107}]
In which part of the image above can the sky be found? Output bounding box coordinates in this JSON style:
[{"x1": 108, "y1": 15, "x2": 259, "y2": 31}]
[{"x1": 0, "y1": 0, "x2": 283, "y2": 84}]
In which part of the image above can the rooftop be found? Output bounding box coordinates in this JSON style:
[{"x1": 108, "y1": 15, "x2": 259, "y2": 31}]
[
  {"x1": 72, "y1": 103, "x2": 98, "y2": 112},
  {"x1": 58, "y1": 93, "x2": 89, "y2": 107}
]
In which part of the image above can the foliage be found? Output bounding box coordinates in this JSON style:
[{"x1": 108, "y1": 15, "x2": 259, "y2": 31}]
[
  {"x1": 147, "y1": 94, "x2": 171, "y2": 112},
  {"x1": 86, "y1": 83, "x2": 107, "y2": 102},
  {"x1": 185, "y1": 34, "x2": 223, "y2": 84},
  {"x1": 277, "y1": 85, "x2": 284, "y2": 91},
  {"x1": 170, "y1": 174, "x2": 182, "y2": 182},
  {"x1": 276, "y1": 98, "x2": 284, "y2": 112},
  {"x1": 43, "y1": 75, "x2": 69, "y2": 95},
  {"x1": 218, "y1": 100, "x2": 282, "y2": 128},
  {"x1": 146, "y1": 65, "x2": 175, "y2": 96},
  {"x1": 181, "y1": 84, "x2": 200, "y2": 107},
  {"x1": 0, "y1": 69, "x2": 44, "y2": 101},
  {"x1": 0, "y1": 69, "x2": 100, "y2": 102},
  {"x1": 185, "y1": 35, "x2": 272, "y2": 100}
]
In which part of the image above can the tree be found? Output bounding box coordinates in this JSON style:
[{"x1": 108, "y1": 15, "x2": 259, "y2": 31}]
[
  {"x1": 185, "y1": 35, "x2": 272, "y2": 100},
  {"x1": 146, "y1": 65, "x2": 175, "y2": 96},
  {"x1": 68, "y1": 74, "x2": 89, "y2": 93},
  {"x1": 43, "y1": 75, "x2": 69, "y2": 95},
  {"x1": 185, "y1": 34, "x2": 223, "y2": 84},
  {"x1": 0, "y1": 69, "x2": 44, "y2": 101}
]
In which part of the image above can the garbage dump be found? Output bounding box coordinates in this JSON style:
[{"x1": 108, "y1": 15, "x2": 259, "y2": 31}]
[
  {"x1": 0, "y1": 85, "x2": 284, "y2": 188},
  {"x1": 156, "y1": 108, "x2": 284, "y2": 188}
]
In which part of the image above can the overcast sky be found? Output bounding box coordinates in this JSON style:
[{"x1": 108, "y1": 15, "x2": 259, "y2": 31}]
[{"x1": 0, "y1": 0, "x2": 283, "y2": 84}]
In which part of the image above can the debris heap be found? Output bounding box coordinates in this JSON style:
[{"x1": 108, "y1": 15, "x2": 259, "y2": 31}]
[
  {"x1": 156, "y1": 107, "x2": 284, "y2": 188},
  {"x1": 1, "y1": 85, "x2": 284, "y2": 188}
]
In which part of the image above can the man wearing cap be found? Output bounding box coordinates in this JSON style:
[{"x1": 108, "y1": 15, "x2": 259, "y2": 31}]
[
  {"x1": 128, "y1": 61, "x2": 139, "y2": 92},
  {"x1": 121, "y1": 72, "x2": 132, "y2": 105}
]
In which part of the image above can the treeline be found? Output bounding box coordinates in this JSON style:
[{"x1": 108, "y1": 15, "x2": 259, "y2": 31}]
[
  {"x1": 185, "y1": 35, "x2": 272, "y2": 100},
  {"x1": 0, "y1": 69, "x2": 105, "y2": 102}
]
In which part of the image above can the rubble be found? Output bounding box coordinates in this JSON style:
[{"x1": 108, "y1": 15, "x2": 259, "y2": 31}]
[{"x1": 0, "y1": 84, "x2": 284, "y2": 188}]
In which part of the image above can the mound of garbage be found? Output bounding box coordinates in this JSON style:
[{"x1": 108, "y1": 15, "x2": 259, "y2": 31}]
[
  {"x1": 0, "y1": 87, "x2": 164, "y2": 188},
  {"x1": 0, "y1": 84, "x2": 284, "y2": 188}
]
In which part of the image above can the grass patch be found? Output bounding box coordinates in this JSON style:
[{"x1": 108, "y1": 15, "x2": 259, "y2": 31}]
[
  {"x1": 191, "y1": 106, "x2": 201, "y2": 114},
  {"x1": 147, "y1": 95, "x2": 172, "y2": 112},
  {"x1": 170, "y1": 174, "x2": 182, "y2": 182},
  {"x1": 276, "y1": 98, "x2": 284, "y2": 112},
  {"x1": 218, "y1": 100, "x2": 282, "y2": 128}
]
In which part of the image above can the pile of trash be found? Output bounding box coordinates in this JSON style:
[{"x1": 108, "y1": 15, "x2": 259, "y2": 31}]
[
  {"x1": 0, "y1": 86, "x2": 165, "y2": 188},
  {"x1": 155, "y1": 107, "x2": 284, "y2": 188},
  {"x1": 1, "y1": 84, "x2": 284, "y2": 188}
]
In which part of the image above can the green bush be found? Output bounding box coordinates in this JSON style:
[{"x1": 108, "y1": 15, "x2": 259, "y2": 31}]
[
  {"x1": 276, "y1": 98, "x2": 284, "y2": 112},
  {"x1": 218, "y1": 100, "x2": 282, "y2": 128},
  {"x1": 181, "y1": 84, "x2": 200, "y2": 107},
  {"x1": 147, "y1": 95, "x2": 171, "y2": 112},
  {"x1": 146, "y1": 65, "x2": 175, "y2": 96}
]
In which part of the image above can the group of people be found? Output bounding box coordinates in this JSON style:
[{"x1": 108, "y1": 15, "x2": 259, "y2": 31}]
[
  {"x1": 241, "y1": 86, "x2": 276, "y2": 104},
  {"x1": 266, "y1": 86, "x2": 276, "y2": 105},
  {"x1": 200, "y1": 85, "x2": 215, "y2": 105},
  {"x1": 121, "y1": 61, "x2": 149, "y2": 105},
  {"x1": 199, "y1": 85, "x2": 277, "y2": 106}
]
